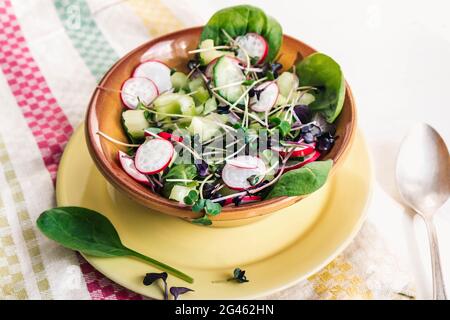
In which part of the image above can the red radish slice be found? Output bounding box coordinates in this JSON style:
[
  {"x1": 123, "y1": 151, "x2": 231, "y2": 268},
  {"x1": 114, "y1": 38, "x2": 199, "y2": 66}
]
[
  {"x1": 133, "y1": 60, "x2": 172, "y2": 93},
  {"x1": 224, "y1": 195, "x2": 262, "y2": 206},
  {"x1": 158, "y1": 131, "x2": 183, "y2": 142},
  {"x1": 240, "y1": 195, "x2": 262, "y2": 204},
  {"x1": 235, "y1": 33, "x2": 268, "y2": 64},
  {"x1": 121, "y1": 77, "x2": 158, "y2": 109},
  {"x1": 205, "y1": 58, "x2": 218, "y2": 79},
  {"x1": 273, "y1": 143, "x2": 316, "y2": 158},
  {"x1": 222, "y1": 156, "x2": 266, "y2": 190},
  {"x1": 226, "y1": 155, "x2": 259, "y2": 169},
  {"x1": 283, "y1": 150, "x2": 321, "y2": 172},
  {"x1": 250, "y1": 81, "x2": 279, "y2": 112},
  {"x1": 144, "y1": 130, "x2": 183, "y2": 142},
  {"x1": 135, "y1": 138, "x2": 174, "y2": 174},
  {"x1": 118, "y1": 151, "x2": 151, "y2": 185}
]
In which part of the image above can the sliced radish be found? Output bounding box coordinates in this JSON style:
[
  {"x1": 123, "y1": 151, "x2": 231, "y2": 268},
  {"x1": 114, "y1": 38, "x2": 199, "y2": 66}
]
[
  {"x1": 235, "y1": 33, "x2": 268, "y2": 65},
  {"x1": 226, "y1": 155, "x2": 258, "y2": 169},
  {"x1": 240, "y1": 195, "x2": 262, "y2": 203},
  {"x1": 273, "y1": 143, "x2": 316, "y2": 158},
  {"x1": 133, "y1": 60, "x2": 172, "y2": 93},
  {"x1": 224, "y1": 195, "x2": 262, "y2": 206},
  {"x1": 283, "y1": 151, "x2": 321, "y2": 172},
  {"x1": 121, "y1": 77, "x2": 158, "y2": 109},
  {"x1": 144, "y1": 129, "x2": 183, "y2": 142},
  {"x1": 222, "y1": 156, "x2": 266, "y2": 190},
  {"x1": 135, "y1": 138, "x2": 174, "y2": 174},
  {"x1": 250, "y1": 81, "x2": 279, "y2": 112},
  {"x1": 156, "y1": 131, "x2": 183, "y2": 142},
  {"x1": 118, "y1": 151, "x2": 151, "y2": 185},
  {"x1": 205, "y1": 58, "x2": 218, "y2": 79}
]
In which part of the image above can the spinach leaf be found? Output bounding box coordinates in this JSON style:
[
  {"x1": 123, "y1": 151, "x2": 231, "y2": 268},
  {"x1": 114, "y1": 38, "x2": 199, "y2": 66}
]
[
  {"x1": 162, "y1": 164, "x2": 197, "y2": 197},
  {"x1": 200, "y1": 5, "x2": 282, "y2": 62},
  {"x1": 266, "y1": 160, "x2": 333, "y2": 198},
  {"x1": 37, "y1": 207, "x2": 193, "y2": 283},
  {"x1": 164, "y1": 164, "x2": 197, "y2": 181},
  {"x1": 262, "y1": 16, "x2": 283, "y2": 61},
  {"x1": 296, "y1": 53, "x2": 345, "y2": 123}
]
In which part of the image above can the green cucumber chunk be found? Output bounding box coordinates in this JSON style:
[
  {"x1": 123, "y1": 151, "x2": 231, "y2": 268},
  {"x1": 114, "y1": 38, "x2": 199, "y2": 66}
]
[
  {"x1": 199, "y1": 39, "x2": 235, "y2": 65},
  {"x1": 277, "y1": 72, "x2": 299, "y2": 97},
  {"x1": 122, "y1": 109, "x2": 150, "y2": 143},
  {"x1": 171, "y1": 72, "x2": 189, "y2": 91},
  {"x1": 188, "y1": 113, "x2": 227, "y2": 142},
  {"x1": 169, "y1": 185, "x2": 196, "y2": 203},
  {"x1": 153, "y1": 93, "x2": 196, "y2": 120},
  {"x1": 213, "y1": 56, "x2": 246, "y2": 104},
  {"x1": 188, "y1": 77, "x2": 210, "y2": 105}
]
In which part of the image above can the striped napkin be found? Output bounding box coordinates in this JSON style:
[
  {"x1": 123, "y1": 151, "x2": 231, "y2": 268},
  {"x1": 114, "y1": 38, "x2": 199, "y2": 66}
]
[{"x1": 0, "y1": 0, "x2": 414, "y2": 300}]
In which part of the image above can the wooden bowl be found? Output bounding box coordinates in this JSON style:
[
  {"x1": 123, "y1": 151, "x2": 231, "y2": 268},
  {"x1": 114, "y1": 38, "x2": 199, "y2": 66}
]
[{"x1": 85, "y1": 27, "x2": 357, "y2": 223}]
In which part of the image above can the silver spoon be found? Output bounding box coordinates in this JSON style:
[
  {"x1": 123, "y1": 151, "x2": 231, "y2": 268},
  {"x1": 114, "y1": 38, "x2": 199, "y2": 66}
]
[{"x1": 396, "y1": 123, "x2": 449, "y2": 300}]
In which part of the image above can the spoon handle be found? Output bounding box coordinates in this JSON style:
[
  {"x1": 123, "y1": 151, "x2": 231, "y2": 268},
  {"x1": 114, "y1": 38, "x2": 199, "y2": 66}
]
[{"x1": 424, "y1": 217, "x2": 447, "y2": 300}]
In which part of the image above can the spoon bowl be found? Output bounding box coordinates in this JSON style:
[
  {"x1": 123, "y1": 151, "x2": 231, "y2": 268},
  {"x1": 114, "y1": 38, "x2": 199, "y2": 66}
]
[
  {"x1": 396, "y1": 123, "x2": 450, "y2": 217},
  {"x1": 396, "y1": 123, "x2": 449, "y2": 300}
]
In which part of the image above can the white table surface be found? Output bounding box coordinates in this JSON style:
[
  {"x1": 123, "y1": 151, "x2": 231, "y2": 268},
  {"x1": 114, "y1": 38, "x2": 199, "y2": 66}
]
[{"x1": 168, "y1": 0, "x2": 450, "y2": 299}]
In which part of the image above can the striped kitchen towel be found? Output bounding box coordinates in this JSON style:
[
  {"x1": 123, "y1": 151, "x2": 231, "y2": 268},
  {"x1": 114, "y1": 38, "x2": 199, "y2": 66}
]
[{"x1": 0, "y1": 0, "x2": 414, "y2": 300}]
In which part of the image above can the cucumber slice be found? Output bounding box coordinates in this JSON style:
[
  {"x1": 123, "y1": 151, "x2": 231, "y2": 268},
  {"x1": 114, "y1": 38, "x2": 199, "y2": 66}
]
[
  {"x1": 153, "y1": 93, "x2": 196, "y2": 120},
  {"x1": 169, "y1": 185, "x2": 195, "y2": 203},
  {"x1": 199, "y1": 39, "x2": 235, "y2": 65},
  {"x1": 202, "y1": 97, "x2": 217, "y2": 115},
  {"x1": 213, "y1": 56, "x2": 246, "y2": 104},
  {"x1": 298, "y1": 92, "x2": 316, "y2": 105},
  {"x1": 275, "y1": 94, "x2": 287, "y2": 106},
  {"x1": 171, "y1": 71, "x2": 188, "y2": 91},
  {"x1": 188, "y1": 78, "x2": 210, "y2": 105},
  {"x1": 188, "y1": 77, "x2": 205, "y2": 91},
  {"x1": 188, "y1": 113, "x2": 226, "y2": 142},
  {"x1": 192, "y1": 87, "x2": 210, "y2": 106},
  {"x1": 277, "y1": 72, "x2": 299, "y2": 97},
  {"x1": 122, "y1": 109, "x2": 150, "y2": 143}
]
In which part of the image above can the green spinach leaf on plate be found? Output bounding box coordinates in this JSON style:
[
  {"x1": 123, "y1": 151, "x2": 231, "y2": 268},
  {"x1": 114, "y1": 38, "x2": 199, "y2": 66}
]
[{"x1": 37, "y1": 206, "x2": 193, "y2": 283}]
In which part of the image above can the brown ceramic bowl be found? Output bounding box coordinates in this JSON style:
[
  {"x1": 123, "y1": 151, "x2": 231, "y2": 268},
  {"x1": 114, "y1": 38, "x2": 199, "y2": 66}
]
[{"x1": 85, "y1": 27, "x2": 356, "y2": 223}]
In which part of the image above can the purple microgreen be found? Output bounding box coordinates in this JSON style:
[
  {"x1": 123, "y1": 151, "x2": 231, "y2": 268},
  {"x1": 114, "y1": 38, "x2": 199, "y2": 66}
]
[
  {"x1": 195, "y1": 160, "x2": 210, "y2": 177},
  {"x1": 170, "y1": 286, "x2": 194, "y2": 300},
  {"x1": 228, "y1": 268, "x2": 249, "y2": 283},
  {"x1": 293, "y1": 105, "x2": 312, "y2": 124},
  {"x1": 316, "y1": 132, "x2": 336, "y2": 154},
  {"x1": 213, "y1": 267, "x2": 249, "y2": 284},
  {"x1": 143, "y1": 272, "x2": 169, "y2": 300}
]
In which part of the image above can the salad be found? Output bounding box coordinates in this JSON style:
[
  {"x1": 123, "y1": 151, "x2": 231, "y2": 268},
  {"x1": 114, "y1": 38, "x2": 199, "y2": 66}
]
[{"x1": 99, "y1": 5, "x2": 345, "y2": 225}]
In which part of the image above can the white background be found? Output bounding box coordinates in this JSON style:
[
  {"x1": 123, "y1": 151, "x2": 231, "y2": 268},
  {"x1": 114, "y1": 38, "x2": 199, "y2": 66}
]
[{"x1": 168, "y1": 0, "x2": 450, "y2": 299}]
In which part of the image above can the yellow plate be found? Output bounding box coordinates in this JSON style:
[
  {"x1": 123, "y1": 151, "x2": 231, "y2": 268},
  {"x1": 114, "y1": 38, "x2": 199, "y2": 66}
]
[{"x1": 56, "y1": 125, "x2": 373, "y2": 299}]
